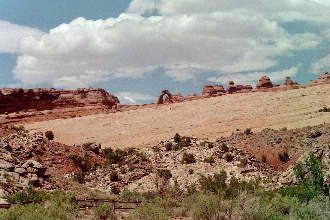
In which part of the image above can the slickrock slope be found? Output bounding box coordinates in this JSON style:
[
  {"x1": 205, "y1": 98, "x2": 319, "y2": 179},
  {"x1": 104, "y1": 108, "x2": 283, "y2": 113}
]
[
  {"x1": 0, "y1": 88, "x2": 119, "y2": 114},
  {"x1": 25, "y1": 84, "x2": 330, "y2": 149}
]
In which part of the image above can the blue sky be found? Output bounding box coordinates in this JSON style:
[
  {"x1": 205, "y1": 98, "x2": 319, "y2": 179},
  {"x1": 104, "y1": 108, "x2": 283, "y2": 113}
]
[{"x1": 0, "y1": 0, "x2": 329, "y2": 104}]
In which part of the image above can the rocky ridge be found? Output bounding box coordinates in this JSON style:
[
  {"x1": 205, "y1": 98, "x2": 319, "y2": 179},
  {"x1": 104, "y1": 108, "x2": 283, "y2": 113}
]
[{"x1": 0, "y1": 88, "x2": 119, "y2": 115}]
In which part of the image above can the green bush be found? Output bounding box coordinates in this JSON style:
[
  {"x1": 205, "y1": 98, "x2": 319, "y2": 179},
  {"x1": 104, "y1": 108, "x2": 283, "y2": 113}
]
[
  {"x1": 278, "y1": 152, "x2": 290, "y2": 163},
  {"x1": 94, "y1": 202, "x2": 115, "y2": 220},
  {"x1": 73, "y1": 171, "x2": 85, "y2": 184},
  {"x1": 204, "y1": 157, "x2": 215, "y2": 163},
  {"x1": 68, "y1": 154, "x2": 92, "y2": 172},
  {"x1": 128, "y1": 198, "x2": 172, "y2": 220},
  {"x1": 181, "y1": 153, "x2": 196, "y2": 164},
  {"x1": 157, "y1": 169, "x2": 172, "y2": 180},
  {"x1": 199, "y1": 171, "x2": 227, "y2": 194},
  {"x1": 244, "y1": 128, "x2": 252, "y2": 135},
  {"x1": 220, "y1": 144, "x2": 229, "y2": 152},
  {"x1": 224, "y1": 153, "x2": 234, "y2": 162},
  {"x1": 165, "y1": 143, "x2": 173, "y2": 151},
  {"x1": 174, "y1": 133, "x2": 181, "y2": 143},
  {"x1": 103, "y1": 148, "x2": 127, "y2": 165},
  {"x1": 45, "y1": 130, "x2": 54, "y2": 140},
  {"x1": 2, "y1": 189, "x2": 77, "y2": 220},
  {"x1": 110, "y1": 171, "x2": 119, "y2": 182}
]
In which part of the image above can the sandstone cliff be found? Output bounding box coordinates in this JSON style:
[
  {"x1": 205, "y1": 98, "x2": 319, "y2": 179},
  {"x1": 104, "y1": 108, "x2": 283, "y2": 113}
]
[{"x1": 0, "y1": 88, "x2": 119, "y2": 114}]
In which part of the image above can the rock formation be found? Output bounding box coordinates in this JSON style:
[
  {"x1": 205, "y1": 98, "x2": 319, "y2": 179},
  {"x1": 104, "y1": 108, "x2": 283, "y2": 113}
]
[
  {"x1": 284, "y1": 77, "x2": 300, "y2": 87},
  {"x1": 0, "y1": 88, "x2": 119, "y2": 114},
  {"x1": 202, "y1": 84, "x2": 225, "y2": 97},
  {"x1": 227, "y1": 81, "x2": 253, "y2": 94},
  {"x1": 307, "y1": 71, "x2": 330, "y2": 87},
  {"x1": 256, "y1": 76, "x2": 273, "y2": 89}
]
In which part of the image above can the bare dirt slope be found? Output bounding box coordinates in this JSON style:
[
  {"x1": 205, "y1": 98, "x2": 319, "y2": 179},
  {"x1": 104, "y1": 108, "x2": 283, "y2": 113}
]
[{"x1": 25, "y1": 85, "x2": 330, "y2": 149}]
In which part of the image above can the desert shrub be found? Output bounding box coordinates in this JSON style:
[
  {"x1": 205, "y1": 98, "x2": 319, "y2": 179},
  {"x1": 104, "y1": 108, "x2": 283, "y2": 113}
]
[
  {"x1": 244, "y1": 128, "x2": 252, "y2": 135},
  {"x1": 207, "y1": 142, "x2": 214, "y2": 149},
  {"x1": 111, "y1": 186, "x2": 120, "y2": 195},
  {"x1": 281, "y1": 127, "x2": 288, "y2": 131},
  {"x1": 2, "y1": 189, "x2": 77, "y2": 220},
  {"x1": 240, "y1": 157, "x2": 248, "y2": 166},
  {"x1": 262, "y1": 155, "x2": 267, "y2": 163},
  {"x1": 73, "y1": 171, "x2": 85, "y2": 184},
  {"x1": 45, "y1": 130, "x2": 54, "y2": 140},
  {"x1": 110, "y1": 171, "x2": 119, "y2": 182},
  {"x1": 220, "y1": 144, "x2": 229, "y2": 152},
  {"x1": 7, "y1": 187, "x2": 48, "y2": 204},
  {"x1": 190, "y1": 193, "x2": 229, "y2": 220},
  {"x1": 188, "y1": 169, "x2": 194, "y2": 175},
  {"x1": 278, "y1": 152, "x2": 290, "y2": 163},
  {"x1": 121, "y1": 189, "x2": 143, "y2": 202},
  {"x1": 128, "y1": 198, "x2": 172, "y2": 220},
  {"x1": 68, "y1": 154, "x2": 93, "y2": 173},
  {"x1": 157, "y1": 169, "x2": 172, "y2": 180},
  {"x1": 280, "y1": 155, "x2": 329, "y2": 203},
  {"x1": 199, "y1": 171, "x2": 227, "y2": 194},
  {"x1": 174, "y1": 137, "x2": 192, "y2": 150},
  {"x1": 103, "y1": 148, "x2": 127, "y2": 165},
  {"x1": 181, "y1": 153, "x2": 196, "y2": 164},
  {"x1": 319, "y1": 106, "x2": 330, "y2": 112},
  {"x1": 224, "y1": 153, "x2": 234, "y2": 162},
  {"x1": 165, "y1": 143, "x2": 173, "y2": 151},
  {"x1": 204, "y1": 156, "x2": 215, "y2": 163},
  {"x1": 174, "y1": 133, "x2": 181, "y2": 143},
  {"x1": 94, "y1": 202, "x2": 115, "y2": 220}
]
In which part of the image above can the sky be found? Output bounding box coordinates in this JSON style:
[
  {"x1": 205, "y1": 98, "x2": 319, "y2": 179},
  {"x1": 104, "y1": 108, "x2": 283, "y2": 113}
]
[{"x1": 0, "y1": 0, "x2": 329, "y2": 104}]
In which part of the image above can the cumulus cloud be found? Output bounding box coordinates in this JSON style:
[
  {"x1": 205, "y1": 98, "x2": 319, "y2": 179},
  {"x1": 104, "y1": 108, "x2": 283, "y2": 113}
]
[
  {"x1": 0, "y1": 20, "x2": 44, "y2": 54},
  {"x1": 310, "y1": 55, "x2": 330, "y2": 75},
  {"x1": 208, "y1": 66, "x2": 300, "y2": 86},
  {"x1": 128, "y1": 0, "x2": 330, "y2": 23},
  {"x1": 12, "y1": 12, "x2": 321, "y2": 88},
  {"x1": 116, "y1": 92, "x2": 156, "y2": 104}
]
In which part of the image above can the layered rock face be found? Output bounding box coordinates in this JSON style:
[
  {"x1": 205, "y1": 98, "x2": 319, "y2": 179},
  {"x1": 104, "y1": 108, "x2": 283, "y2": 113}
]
[
  {"x1": 256, "y1": 76, "x2": 273, "y2": 89},
  {"x1": 202, "y1": 84, "x2": 226, "y2": 97},
  {"x1": 0, "y1": 88, "x2": 119, "y2": 114}
]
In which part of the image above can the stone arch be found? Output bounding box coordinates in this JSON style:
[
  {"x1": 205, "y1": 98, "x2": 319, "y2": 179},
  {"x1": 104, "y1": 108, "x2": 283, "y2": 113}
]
[{"x1": 157, "y1": 90, "x2": 173, "y2": 104}]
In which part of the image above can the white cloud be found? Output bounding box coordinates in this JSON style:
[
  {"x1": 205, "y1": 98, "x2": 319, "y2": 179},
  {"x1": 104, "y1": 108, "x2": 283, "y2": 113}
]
[
  {"x1": 116, "y1": 92, "x2": 156, "y2": 104},
  {"x1": 0, "y1": 20, "x2": 44, "y2": 54},
  {"x1": 208, "y1": 66, "x2": 299, "y2": 86},
  {"x1": 12, "y1": 12, "x2": 321, "y2": 88},
  {"x1": 310, "y1": 55, "x2": 330, "y2": 75},
  {"x1": 128, "y1": 0, "x2": 330, "y2": 23}
]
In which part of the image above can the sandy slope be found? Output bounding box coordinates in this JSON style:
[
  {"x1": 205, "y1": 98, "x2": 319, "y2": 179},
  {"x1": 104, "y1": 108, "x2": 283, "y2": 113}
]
[{"x1": 25, "y1": 85, "x2": 330, "y2": 149}]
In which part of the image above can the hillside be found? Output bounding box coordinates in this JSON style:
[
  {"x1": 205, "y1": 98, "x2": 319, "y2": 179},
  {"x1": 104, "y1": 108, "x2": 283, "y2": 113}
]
[{"x1": 25, "y1": 84, "x2": 330, "y2": 149}]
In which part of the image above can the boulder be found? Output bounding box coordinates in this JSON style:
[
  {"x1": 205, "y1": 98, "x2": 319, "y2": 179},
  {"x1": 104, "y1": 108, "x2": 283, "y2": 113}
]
[{"x1": 82, "y1": 142, "x2": 102, "y2": 154}]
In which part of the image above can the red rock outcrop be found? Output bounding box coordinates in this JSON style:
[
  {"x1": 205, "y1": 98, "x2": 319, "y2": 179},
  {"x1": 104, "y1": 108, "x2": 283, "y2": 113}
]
[
  {"x1": 202, "y1": 84, "x2": 226, "y2": 97},
  {"x1": 227, "y1": 81, "x2": 253, "y2": 94},
  {"x1": 0, "y1": 88, "x2": 119, "y2": 114},
  {"x1": 256, "y1": 76, "x2": 273, "y2": 89},
  {"x1": 307, "y1": 71, "x2": 330, "y2": 87}
]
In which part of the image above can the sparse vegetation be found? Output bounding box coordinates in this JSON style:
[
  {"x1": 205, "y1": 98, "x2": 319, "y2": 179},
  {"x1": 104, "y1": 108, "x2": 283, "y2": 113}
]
[
  {"x1": 244, "y1": 128, "x2": 252, "y2": 135},
  {"x1": 165, "y1": 142, "x2": 173, "y2": 151},
  {"x1": 111, "y1": 186, "x2": 121, "y2": 195},
  {"x1": 181, "y1": 152, "x2": 196, "y2": 164},
  {"x1": 45, "y1": 130, "x2": 54, "y2": 140},
  {"x1": 262, "y1": 155, "x2": 267, "y2": 163},
  {"x1": 94, "y1": 202, "x2": 115, "y2": 220},
  {"x1": 220, "y1": 143, "x2": 229, "y2": 152},
  {"x1": 174, "y1": 133, "x2": 181, "y2": 143},
  {"x1": 319, "y1": 106, "x2": 330, "y2": 112},
  {"x1": 157, "y1": 169, "x2": 172, "y2": 180},
  {"x1": 224, "y1": 153, "x2": 234, "y2": 162},
  {"x1": 73, "y1": 171, "x2": 86, "y2": 183},
  {"x1": 110, "y1": 171, "x2": 119, "y2": 182},
  {"x1": 204, "y1": 156, "x2": 215, "y2": 163},
  {"x1": 278, "y1": 152, "x2": 290, "y2": 163}
]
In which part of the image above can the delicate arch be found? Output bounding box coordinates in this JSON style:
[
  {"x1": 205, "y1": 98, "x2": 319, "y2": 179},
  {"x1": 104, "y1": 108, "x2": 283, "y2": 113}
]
[{"x1": 157, "y1": 90, "x2": 173, "y2": 104}]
